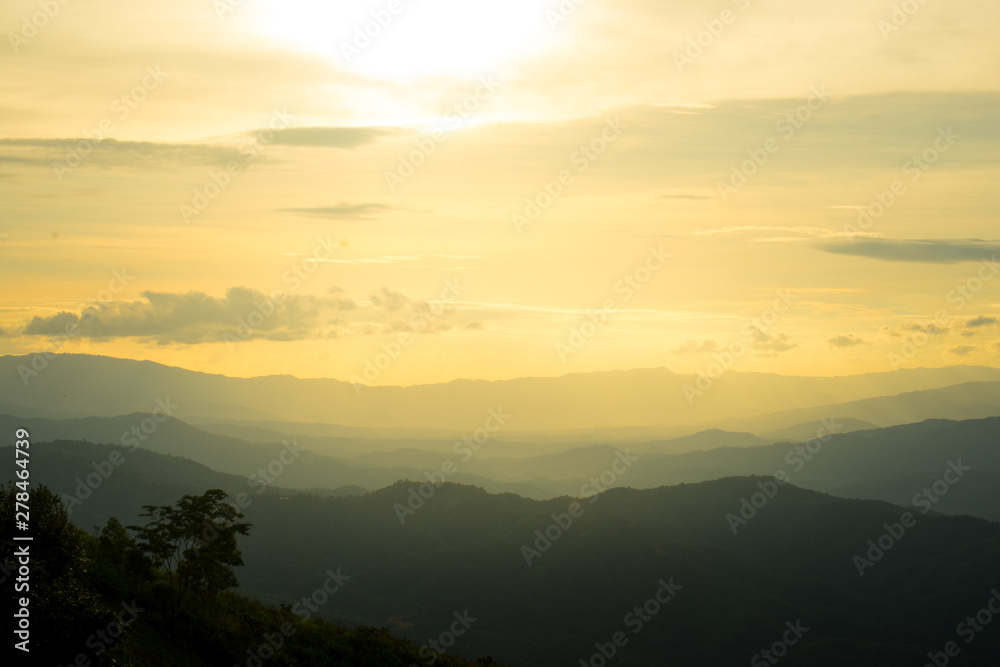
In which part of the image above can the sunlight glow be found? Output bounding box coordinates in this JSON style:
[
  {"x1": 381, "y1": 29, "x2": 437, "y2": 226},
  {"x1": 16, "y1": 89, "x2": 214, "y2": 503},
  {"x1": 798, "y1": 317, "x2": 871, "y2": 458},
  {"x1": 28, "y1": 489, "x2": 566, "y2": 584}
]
[{"x1": 253, "y1": 0, "x2": 555, "y2": 81}]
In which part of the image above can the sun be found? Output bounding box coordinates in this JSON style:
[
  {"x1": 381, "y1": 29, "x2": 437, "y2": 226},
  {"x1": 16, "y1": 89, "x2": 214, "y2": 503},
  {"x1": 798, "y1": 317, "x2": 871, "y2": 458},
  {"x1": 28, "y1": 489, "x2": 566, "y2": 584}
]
[{"x1": 252, "y1": 0, "x2": 555, "y2": 82}]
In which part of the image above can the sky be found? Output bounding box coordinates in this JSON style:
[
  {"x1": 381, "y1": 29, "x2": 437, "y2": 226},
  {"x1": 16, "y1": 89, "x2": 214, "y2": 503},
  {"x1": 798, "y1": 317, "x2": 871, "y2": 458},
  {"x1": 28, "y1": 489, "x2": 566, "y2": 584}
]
[{"x1": 1, "y1": 0, "x2": 999, "y2": 385}]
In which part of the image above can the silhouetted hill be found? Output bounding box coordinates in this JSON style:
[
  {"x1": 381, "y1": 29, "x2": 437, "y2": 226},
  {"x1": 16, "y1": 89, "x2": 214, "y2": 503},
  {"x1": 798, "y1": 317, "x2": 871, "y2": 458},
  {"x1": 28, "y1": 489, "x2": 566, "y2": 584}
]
[
  {"x1": 0, "y1": 414, "x2": 546, "y2": 497},
  {"x1": 236, "y1": 480, "x2": 1000, "y2": 666},
  {"x1": 763, "y1": 417, "x2": 877, "y2": 441},
  {"x1": 715, "y1": 381, "x2": 1000, "y2": 433},
  {"x1": 633, "y1": 428, "x2": 774, "y2": 453},
  {"x1": 0, "y1": 482, "x2": 507, "y2": 667},
  {"x1": 0, "y1": 440, "x2": 287, "y2": 529},
  {"x1": 622, "y1": 417, "x2": 1000, "y2": 521},
  {"x1": 6, "y1": 441, "x2": 997, "y2": 666},
  {"x1": 13, "y1": 413, "x2": 1000, "y2": 520}
]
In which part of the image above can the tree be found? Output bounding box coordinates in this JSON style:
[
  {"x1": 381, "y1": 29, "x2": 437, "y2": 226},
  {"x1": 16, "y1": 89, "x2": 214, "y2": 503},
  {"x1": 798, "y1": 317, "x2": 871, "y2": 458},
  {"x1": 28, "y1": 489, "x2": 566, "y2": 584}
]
[
  {"x1": 129, "y1": 489, "x2": 251, "y2": 613},
  {"x1": 1, "y1": 483, "x2": 116, "y2": 664},
  {"x1": 89, "y1": 516, "x2": 153, "y2": 601}
]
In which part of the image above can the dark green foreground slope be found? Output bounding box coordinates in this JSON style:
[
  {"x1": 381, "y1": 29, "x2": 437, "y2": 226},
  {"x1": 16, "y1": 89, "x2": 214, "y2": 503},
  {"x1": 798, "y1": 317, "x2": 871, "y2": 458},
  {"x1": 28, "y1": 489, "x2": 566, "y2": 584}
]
[
  {"x1": 1, "y1": 484, "x2": 505, "y2": 667},
  {"x1": 6, "y1": 441, "x2": 1000, "y2": 666}
]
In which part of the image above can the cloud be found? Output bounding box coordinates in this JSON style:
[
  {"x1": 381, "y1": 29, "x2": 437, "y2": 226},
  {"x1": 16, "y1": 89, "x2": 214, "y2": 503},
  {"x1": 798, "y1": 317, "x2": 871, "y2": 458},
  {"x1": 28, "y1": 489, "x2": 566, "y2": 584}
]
[
  {"x1": 966, "y1": 316, "x2": 998, "y2": 328},
  {"x1": 17, "y1": 288, "x2": 357, "y2": 345},
  {"x1": 882, "y1": 320, "x2": 951, "y2": 339},
  {"x1": 818, "y1": 239, "x2": 1000, "y2": 264},
  {"x1": 11, "y1": 284, "x2": 475, "y2": 345},
  {"x1": 282, "y1": 203, "x2": 392, "y2": 220},
  {"x1": 948, "y1": 345, "x2": 977, "y2": 356},
  {"x1": 0, "y1": 138, "x2": 249, "y2": 170},
  {"x1": 318, "y1": 256, "x2": 421, "y2": 265},
  {"x1": 829, "y1": 335, "x2": 865, "y2": 347},
  {"x1": 750, "y1": 330, "x2": 797, "y2": 354},
  {"x1": 659, "y1": 194, "x2": 711, "y2": 200},
  {"x1": 672, "y1": 339, "x2": 717, "y2": 354},
  {"x1": 693, "y1": 226, "x2": 858, "y2": 244},
  {"x1": 267, "y1": 127, "x2": 390, "y2": 148},
  {"x1": 369, "y1": 288, "x2": 409, "y2": 312},
  {"x1": 694, "y1": 225, "x2": 840, "y2": 238}
]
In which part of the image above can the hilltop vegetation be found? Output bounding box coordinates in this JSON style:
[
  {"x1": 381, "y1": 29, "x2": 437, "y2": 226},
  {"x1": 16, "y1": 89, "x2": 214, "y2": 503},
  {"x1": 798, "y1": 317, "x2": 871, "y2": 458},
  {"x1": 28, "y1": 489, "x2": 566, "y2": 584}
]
[
  {"x1": 0, "y1": 483, "x2": 504, "y2": 667},
  {"x1": 6, "y1": 448, "x2": 1000, "y2": 666}
]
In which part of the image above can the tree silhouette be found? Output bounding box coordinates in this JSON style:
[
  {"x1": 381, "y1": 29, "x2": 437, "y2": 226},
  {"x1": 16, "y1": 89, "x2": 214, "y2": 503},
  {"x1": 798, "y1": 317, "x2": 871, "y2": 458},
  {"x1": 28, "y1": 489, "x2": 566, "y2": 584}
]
[
  {"x1": 0, "y1": 483, "x2": 115, "y2": 664},
  {"x1": 129, "y1": 489, "x2": 251, "y2": 613}
]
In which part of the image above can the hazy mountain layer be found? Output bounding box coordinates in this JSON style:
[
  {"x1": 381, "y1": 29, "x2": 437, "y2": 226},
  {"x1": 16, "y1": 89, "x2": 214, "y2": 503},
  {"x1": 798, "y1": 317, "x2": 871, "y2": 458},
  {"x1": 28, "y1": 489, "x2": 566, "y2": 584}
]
[{"x1": 4, "y1": 353, "x2": 1000, "y2": 431}]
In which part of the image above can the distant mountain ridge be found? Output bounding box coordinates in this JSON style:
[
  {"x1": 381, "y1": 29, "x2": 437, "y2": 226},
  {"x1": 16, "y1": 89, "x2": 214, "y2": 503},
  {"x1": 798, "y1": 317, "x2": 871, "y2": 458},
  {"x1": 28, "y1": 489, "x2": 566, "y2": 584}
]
[
  {"x1": 3, "y1": 353, "x2": 1000, "y2": 432},
  {"x1": 8, "y1": 410, "x2": 1000, "y2": 521},
  {"x1": 0, "y1": 413, "x2": 551, "y2": 499}
]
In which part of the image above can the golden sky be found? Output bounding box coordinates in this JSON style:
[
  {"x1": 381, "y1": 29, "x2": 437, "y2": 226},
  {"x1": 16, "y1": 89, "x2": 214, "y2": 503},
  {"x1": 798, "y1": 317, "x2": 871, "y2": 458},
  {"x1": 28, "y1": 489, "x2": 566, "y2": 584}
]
[{"x1": 2, "y1": 0, "x2": 999, "y2": 385}]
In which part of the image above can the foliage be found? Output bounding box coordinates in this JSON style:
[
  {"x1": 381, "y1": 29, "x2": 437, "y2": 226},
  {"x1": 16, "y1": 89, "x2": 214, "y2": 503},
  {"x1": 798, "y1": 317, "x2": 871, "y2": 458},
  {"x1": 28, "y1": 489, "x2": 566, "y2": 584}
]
[
  {"x1": 2, "y1": 484, "x2": 501, "y2": 667},
  {"x1": 1, "y1": 483, "x2": 118, "y2": 665},
  {"x1": 129, "y1": 488, "x2": 251, "y2": 612}
]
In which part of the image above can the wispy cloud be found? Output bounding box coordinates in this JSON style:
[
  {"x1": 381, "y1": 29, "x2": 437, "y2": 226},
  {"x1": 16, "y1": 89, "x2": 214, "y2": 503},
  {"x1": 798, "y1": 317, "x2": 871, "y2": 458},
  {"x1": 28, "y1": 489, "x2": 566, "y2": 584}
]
[
  {"x1": 693, "y1": 226, "x2": 855, "y2": 243},
  {"x1": 672, "y1": 339, "x2": 717, "y2": 354},
  {"x1": 318, "y1": 256, "x2": 420, "y2": 264},
  {"x1": 267, "y1": 127, "x2": 391, "y2": 148},
  {"x1": 282, "y1": 203, "x2": 392, "y2": 220},
  {"x1": 659, "y1": 194, "x2": 712, "y2": 200},
  {"x1": 966, "y1": 316, "x2": 998, "y2": 328},
  {"x1": 818, "y1": 239, "x2": 1000, "y2": 264},
  {"x1": 0, "y1": 138, "x2": 248, "y2": 170}
]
